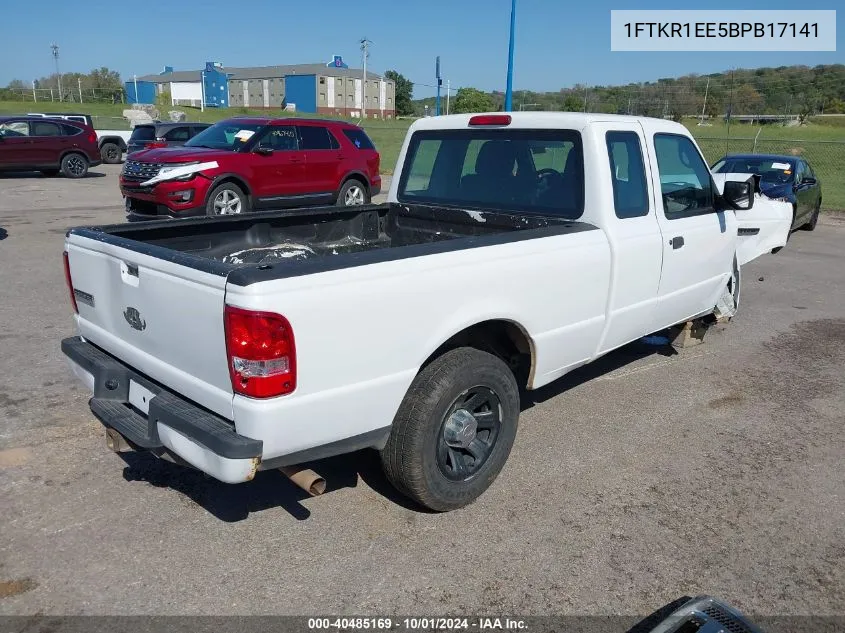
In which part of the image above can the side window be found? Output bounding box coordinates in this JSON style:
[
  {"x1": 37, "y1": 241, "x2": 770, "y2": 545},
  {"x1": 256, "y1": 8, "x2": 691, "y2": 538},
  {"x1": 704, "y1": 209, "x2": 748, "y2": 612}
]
[
  {"x1": 31, "y1": 121, "x2": 62, "y2": 137},
  {"x1": 653, "y1": 134, "x2": 714, "y2": 218},
  {"x1": 606, "y1": 131, "x2": 649, "y2": 218},
  {"x1": 163, "y1": 127, "x2": 190, "y2": 142},
  {"x1": 794, "y1": 161, "x2": 805, "y2": 183},
  {"x1": 258, "y1": 126, "x2": 299, "y2": 151},
  {"x1": 61, "y1": 124, "x2": 83, "y2": 136},
  {"x1": 801, "y1": 161, "x2": 812, "y2": 179},
  {"x1": 0, "y1": 121, "x2": 30, "y2": 137},
  {"x1": 297, "y1": 126, "x2": 333, "y2": 150}
]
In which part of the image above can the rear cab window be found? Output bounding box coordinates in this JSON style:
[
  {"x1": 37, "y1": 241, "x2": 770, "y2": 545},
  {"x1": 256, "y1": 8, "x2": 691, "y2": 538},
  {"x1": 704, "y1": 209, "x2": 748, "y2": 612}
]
[
  {"x1": 397, "y1": 128, "x2": 584, "y2": 219},
  {"x1": 606, "y1": 131, "x2": 649, "y2": 219},
  {"x1": 343, "y1": 128, "x2": 376, "y2": 150}
]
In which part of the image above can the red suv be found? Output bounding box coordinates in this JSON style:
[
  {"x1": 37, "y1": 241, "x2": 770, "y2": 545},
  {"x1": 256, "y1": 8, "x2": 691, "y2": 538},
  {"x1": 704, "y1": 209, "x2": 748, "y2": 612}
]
[
  {"x1": 120, "y1": 117, "x2": 381, "y2": 220},
  {"x1": 0, "y1": 116, "x2": 101, "y2": 178}
]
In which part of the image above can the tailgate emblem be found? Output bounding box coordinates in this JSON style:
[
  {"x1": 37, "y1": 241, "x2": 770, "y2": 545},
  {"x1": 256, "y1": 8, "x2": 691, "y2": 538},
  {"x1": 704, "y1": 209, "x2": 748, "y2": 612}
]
[{"x1": 123, "y1": 307, "x2": 147, "y2": 331}]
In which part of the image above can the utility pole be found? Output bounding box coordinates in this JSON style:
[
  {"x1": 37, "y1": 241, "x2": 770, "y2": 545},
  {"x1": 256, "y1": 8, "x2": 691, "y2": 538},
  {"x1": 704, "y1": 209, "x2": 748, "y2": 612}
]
[
  {"x1": 583, "y1": 86, "x2": 588, "y2": 112},
  {"x1": 32, "y1": 80, "x2": 37, "y2": 103},
  {"x1": 200, "y1": 71, "x2": 205, "y2": 112},
  {"x1": 435, "y1": 56, "x2": 441, "y2": 116},
  {"x1": 699, "y1": 77, "x2": 710, "y2": 125},
  {"x1": 504, "y1": 0, "x2": 516, "y2": 111},
  {"x1": 360, "y1": 37, "x2": 372, "y2": 119},
  {"x1": 446, "y1": 79, "x2": 450, "y2": 115},
  {"x1": 78, "y1": 77, "x2": 83, "y2": 103},
  {"x1": 133, "y1": 74, "x2": 139, "y2": 105},
  {"x1": 51, "y1": 43, "x2": 62, "y2": 101}
]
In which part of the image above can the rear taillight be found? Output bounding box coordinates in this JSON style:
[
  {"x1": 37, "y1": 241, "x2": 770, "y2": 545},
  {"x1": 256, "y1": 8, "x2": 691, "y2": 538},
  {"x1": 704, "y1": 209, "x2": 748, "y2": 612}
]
[
  {"x1": 87, "y1": 131, "x2": 97, "y2": 144},
  {"x1": 63, "y1": 251, "x2": 78, "y2": 314},
  {"x1": 224, "y1": 305, "x2": 296, "y2": 398},
  {"x1": 145, "y1": 141, "x2": 167, "y2": 149}
]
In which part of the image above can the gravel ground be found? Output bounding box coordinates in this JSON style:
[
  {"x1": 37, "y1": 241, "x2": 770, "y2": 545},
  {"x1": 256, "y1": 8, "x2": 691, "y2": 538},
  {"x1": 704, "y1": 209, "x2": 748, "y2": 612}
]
[{"x1": 0, "y1": 165, "x2": 842, "y2": 620}]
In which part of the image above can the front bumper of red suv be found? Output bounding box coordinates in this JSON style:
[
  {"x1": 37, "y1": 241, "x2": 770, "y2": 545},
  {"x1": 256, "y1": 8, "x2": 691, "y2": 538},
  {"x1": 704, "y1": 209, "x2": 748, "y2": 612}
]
[{"x1": 120, "y1": 174, "x2": 213, "y2": 221}]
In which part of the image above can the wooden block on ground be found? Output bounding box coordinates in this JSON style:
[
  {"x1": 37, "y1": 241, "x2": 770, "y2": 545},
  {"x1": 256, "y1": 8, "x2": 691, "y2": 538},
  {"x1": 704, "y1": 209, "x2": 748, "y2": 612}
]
[{"x1": 670, "y1": 319, "x2": 709, "y2": 349}]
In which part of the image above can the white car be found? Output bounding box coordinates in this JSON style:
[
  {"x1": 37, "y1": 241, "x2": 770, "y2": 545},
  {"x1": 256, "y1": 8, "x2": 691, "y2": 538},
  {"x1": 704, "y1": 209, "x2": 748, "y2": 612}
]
[{"x1": 61, "y1": 112, "x2": 791, "y2": 511}]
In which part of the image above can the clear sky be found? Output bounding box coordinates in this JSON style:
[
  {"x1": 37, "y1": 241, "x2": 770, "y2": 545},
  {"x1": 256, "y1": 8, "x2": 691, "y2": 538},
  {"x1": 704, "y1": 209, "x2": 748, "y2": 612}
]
[{"x1": 1, "y1": 0, "x2": 841, "y2": 97}]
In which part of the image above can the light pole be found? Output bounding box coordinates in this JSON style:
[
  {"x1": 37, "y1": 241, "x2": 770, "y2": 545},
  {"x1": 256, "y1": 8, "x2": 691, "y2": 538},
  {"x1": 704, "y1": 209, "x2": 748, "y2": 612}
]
[
  {"x1": 51, "y1": 43, "x2": 62, "y2": 101},
  {"x1": 133, "y1": 74, "x2": 138, "y2": 104},
  {"x1": 446, "y1": 79, "x2": 450, "y2": 115},
  {"x1": 360, "y1": 37, "x2": 372, "y2": 119},
  {"x1": 504, "y1": 0, "x2": 516, "y2": 111},
  {"x1": 435, "y1": 56, "x2": 441, "y2": 116}
]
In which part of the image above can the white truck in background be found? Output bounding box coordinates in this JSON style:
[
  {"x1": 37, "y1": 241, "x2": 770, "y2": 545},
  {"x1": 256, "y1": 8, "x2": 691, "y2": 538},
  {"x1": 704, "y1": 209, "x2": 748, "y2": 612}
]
[
  {"x1": 27, "y1": 112, "x2": 131, "y2": 164},
  {"x1": 61, "y1": 112, "x2": 791, "y2": 511}
]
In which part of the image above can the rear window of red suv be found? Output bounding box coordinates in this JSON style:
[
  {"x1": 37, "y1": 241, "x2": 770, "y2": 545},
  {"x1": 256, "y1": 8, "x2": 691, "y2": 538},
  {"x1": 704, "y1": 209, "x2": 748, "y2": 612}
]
[{"x1": 343, "y1": 128, "x2": 375, "y2": 150}]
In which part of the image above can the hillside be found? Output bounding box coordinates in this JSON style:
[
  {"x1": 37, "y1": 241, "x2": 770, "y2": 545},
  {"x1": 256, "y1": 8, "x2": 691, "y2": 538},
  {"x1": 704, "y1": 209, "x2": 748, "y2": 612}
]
[{"x1": 414, "y1": 64, "x2": 845, "y2": 118}]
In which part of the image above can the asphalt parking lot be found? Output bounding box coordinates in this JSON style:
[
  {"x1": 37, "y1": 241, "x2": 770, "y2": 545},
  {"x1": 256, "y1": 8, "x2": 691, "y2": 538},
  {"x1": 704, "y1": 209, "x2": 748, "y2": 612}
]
[{"x1": 0, "y1": 166, "x2": 843, "y2": 619}]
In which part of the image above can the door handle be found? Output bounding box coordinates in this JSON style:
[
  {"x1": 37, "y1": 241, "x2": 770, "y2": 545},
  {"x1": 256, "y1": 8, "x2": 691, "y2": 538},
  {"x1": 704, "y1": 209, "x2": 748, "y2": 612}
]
[
  {"x1": 289, "y1": 157, "x2": 303, "y2": 163},
  {"x1": 670, "y1": 236, "x2": 685, "y2": 249}
]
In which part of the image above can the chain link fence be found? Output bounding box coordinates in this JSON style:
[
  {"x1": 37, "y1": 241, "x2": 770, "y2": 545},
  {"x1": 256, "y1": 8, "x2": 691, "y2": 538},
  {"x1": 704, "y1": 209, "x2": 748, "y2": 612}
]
[{"x1": 696, "y1": 136, "x2": 845, "y2": 210}]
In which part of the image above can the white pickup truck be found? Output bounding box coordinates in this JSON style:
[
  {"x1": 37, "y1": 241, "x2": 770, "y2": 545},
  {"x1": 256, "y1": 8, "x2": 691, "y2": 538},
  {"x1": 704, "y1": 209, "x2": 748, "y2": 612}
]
[{"x1": 61, "y1": 112, "x2": 791, "y2": 511}]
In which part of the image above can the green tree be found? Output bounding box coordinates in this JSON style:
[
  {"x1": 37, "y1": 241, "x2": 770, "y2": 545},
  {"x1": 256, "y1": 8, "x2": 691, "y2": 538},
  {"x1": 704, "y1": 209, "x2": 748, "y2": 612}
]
[
  {"x1": 384, "y1": 70, "x2": 414, "y2": 116},
  {"x1": 7, "y1": 79, "x2": 27, "y2": 91},
  {"x1": 452, "y1": 87, "x2": 495, "y2": 114}
]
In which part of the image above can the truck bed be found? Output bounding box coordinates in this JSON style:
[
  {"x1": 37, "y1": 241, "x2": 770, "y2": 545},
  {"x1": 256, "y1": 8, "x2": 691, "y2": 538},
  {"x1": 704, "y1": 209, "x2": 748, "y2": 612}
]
[{"x1": 69, "y1": 204, "x2": 595, "y2": 285}]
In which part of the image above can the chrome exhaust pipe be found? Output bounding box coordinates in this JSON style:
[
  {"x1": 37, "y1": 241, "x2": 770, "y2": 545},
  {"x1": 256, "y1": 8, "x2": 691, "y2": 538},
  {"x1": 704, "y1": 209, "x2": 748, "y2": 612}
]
[{"x1": 279, "y1": 465, "x2": 326, "y2": 496}]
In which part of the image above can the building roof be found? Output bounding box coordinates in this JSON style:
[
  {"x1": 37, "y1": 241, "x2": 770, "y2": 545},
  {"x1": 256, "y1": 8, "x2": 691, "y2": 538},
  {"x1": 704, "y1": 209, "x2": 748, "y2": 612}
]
[{"x1": 137, "y1": 64, "x2": 386, "y2": 83}]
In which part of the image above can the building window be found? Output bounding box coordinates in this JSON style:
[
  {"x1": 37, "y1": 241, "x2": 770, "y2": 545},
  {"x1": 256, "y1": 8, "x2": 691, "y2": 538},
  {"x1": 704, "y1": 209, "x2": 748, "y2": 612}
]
[
  {"x1": 319, "y1": 92, "x2": 325, "y2": 102},
  {"x1": 319, "y1": 77, "x2": 325, "y2": 84}
]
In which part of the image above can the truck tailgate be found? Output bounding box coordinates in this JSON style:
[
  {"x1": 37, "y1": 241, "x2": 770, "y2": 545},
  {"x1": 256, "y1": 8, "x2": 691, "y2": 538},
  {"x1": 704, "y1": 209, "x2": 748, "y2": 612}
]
[{"x1": 66, "y1": 234, "x2": 233, "y2": 419}]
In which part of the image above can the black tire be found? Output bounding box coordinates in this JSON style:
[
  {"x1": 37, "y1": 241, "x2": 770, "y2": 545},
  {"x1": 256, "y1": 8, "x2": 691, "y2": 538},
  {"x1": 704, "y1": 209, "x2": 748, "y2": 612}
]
[
  {"x1": 40, "y1": 169, "x2": 60, "y2": 177},
  {"x1": 380, "y1": 347, "x2": 520, "y2": 512},
  {"x1": 336, "y1": 179, "x2": 369, "y2": 207},
  {"x1": 205, "y1": 182, "x2": 248, "y2": 216},
  {"x1": 60, "y1": 153, "x2": 88, "y2": 179},
  {"x1": 100, "y1": 142, "x2": 122, "y2": 164},
  {"x1": 802, "y1": 201, "x2": 821, "y2": 231}
]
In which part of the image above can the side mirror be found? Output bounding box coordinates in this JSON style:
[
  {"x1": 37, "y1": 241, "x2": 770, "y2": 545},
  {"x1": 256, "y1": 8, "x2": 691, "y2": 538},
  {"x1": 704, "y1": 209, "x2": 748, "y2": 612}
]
[
  {"x1": 720, "y1": 180, "x2": 754, "y2": 211},
  {"x1": 803, "y1": 176, "x2": 816, "y2": 186},
  {"x1": 254, "y1": 146, "x2": 274, "y2": 156}
]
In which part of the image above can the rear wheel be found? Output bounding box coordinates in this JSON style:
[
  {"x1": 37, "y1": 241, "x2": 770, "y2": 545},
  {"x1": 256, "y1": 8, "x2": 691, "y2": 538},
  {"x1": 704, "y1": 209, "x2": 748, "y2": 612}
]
[
  {"x1": 61, "y1": 153, "x2": 88, "y2": 179},
  {"x1": 100, "y1": 142, "x2": 122, "y2": 164},
  {"x1": 802, "y1": 200, "x2": 821, "y2": 231},
  {"x1": 380, "y1": 347, "x2": 520, "y2": 511},
  {"x1": 337, "y1": 179, "x2": 369, "y2": 206},
  {"x1": 206, "y1": 182, "x2": 248, "y2": 216}
]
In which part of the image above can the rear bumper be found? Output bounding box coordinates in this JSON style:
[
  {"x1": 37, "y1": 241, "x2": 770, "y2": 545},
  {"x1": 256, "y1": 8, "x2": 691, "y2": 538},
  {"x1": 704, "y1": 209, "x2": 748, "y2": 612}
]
[{"x1": 62, "y1": 336, "x2": 262, "y2": 483}]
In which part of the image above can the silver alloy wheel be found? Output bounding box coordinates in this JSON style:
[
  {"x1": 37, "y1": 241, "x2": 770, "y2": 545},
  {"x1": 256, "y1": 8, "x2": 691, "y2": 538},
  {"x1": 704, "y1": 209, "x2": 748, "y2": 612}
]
[
  {"x1": 66, "y1": 155, "x2": 86, "y2": 177},
  {"x1": 213, "y1": 189, "x2": 242, "y2": 215},
  {"x1": 344, "y1": 185, "x2": 366, "y2": 206}
]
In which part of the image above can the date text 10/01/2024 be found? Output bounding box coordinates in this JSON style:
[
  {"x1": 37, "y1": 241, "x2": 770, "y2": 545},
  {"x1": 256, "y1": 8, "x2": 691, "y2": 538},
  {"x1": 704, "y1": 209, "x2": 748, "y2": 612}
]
[
  {"x1": 307, "y1": 618, "x2": 528, "y2": 630},
  {"x1": 623, "y1": 22, "x2": 819, "y2": 38}
]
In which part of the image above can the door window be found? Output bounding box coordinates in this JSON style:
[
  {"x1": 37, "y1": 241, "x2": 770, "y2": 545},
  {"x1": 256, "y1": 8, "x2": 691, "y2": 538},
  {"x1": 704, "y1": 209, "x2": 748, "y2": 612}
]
[
  {"x1": 163, "y1": 127, "x2": 190, "y2": 141},
  {"x1": 257, "y1": 126, "x2": 299, "y2": 151},
  {"x1": 0, "y1": 121, "x2": 29, "y2": 137},
  {"x1": 297, "y1": 126, "x2": 333, "y2": 150},
  {"x1": 653, "y1": 134, "x2": 714, "y2": 218},
  {"x1": 30, "y1": 121, "x2": 61, "y2": 137}
]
